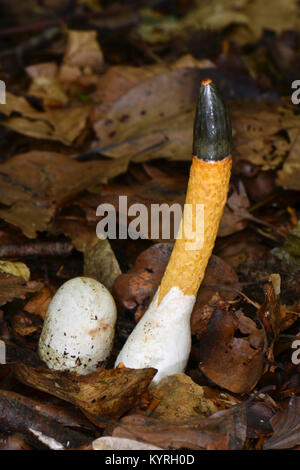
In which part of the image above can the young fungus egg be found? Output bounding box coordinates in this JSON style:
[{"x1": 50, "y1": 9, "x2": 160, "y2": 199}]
[{"x1": 38, "y1": 277, "x2": 117, "y2": 374}]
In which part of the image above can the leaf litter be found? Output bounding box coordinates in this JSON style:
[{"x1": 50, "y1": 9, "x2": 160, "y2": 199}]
[{"x1": 0, "y1": 0, "x2": 300, "y2": 451}]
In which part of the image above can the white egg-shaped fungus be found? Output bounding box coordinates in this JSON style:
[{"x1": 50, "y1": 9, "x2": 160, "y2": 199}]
[{"x1": 39, "y1": 277, "x2": 117, "y2": 374}]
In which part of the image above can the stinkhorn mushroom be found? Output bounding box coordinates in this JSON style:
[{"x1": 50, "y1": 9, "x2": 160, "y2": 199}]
[
  {"x1": 115, "y1": 79, "x2": 232, "y2": 383},
  {"x1": 39, "y1": 277, "x2": 117, "y2": 374}
]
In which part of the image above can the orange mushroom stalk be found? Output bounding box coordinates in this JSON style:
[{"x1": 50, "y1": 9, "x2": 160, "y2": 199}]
[{"x1": 115, "y1": 79, "x2": 232, "y2": 383}]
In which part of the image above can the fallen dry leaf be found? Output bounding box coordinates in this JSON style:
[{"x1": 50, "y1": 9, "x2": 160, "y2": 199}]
[
  {"x1": 63, "y1": 29, "x2": 104, "y2": 70},
  {"x1": 92, "y1": 66, "x2": 199, "y2": 154},
  {"x1": 197, "y1": 303, "x2": 265, "y2": 394},
  {"x1": 0, "y1": 389, "x2": 89, "y2": 450},
  {"x1": 91, "y1": 55, "x2": 209, "y2": 122},
  {"x1": 0, "y1": 273, "x2": 42, "y2": 307},
  {"x1": 112, "y1": 404, "x2": 247, "y2": 450},
  {"x1": 28, "y1": 76, "x2": 69, "y2": 108},
  {"x1": 246, "y1": 401, "x2": 275, "y2": 439},
  {"x1": 137, "y1": 0, "x2": 300, "y2": 46},
  {"x1": 14, "y1": 362, "x2": 156, "y2": 423},
  {"x1": 11, "y1": 311, "x2": 43, "y2": 337},
  {"x1": 264, "y1": 396, "x2": 300, "y2": 449},
  {"x1": 191, "y1": 256, "x2": 239, "y2": 335},
  {"x1": 24, "y1": 287, "x2": 56, "y2": 320},
  {"x1": 0, "y1": 151, "x2": 129, "y2": 237},
  {"x1": 84, "y1": 238, "x2": 121, "y2": 291},
  {"x1": 91, "y1": 62, "x2": 259, "y2": 163},
  {"x1": 1, "y1": 92, "x2": 91, "y2": 145},
  {"x1": 276, "y1": 130, "x2": 300, "y2": 190},
  {"x1": 91, "y1": 66, "x2": 293, "y2": 166},
  {"x1": 0, "y1": 260, "x2": 30, "y2": 282},
  {"x1": 113, "y1": 243, "x2": 173, "y2": 319},
  {"x1": 26, "y1": 62, "x2": 58, "y2": 79},
  {"x1": 232, "y1": 102, "x2": 298, "y2": 170},
  {"x1": 218, "y1": 181, "x2": 250, "y2": 237},
  {"x1": 59, "y1": 29, "x2": 104, "y2": 87},
  {"x1": 0, "y1": 434, "x2": 33, "y2": 451},
  {"x1": 256, "y1": 276, "x2": 297, "y2": 366}
]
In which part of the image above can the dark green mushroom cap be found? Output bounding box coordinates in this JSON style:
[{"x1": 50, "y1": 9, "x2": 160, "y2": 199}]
[{"x1": 193, "y1": 78, "x2": 232, "y2": 161}]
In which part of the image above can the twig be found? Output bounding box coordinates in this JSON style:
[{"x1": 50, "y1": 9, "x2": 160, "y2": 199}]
[{"x1": 0, "y1": 241, "x2": 73, "y2": 258}]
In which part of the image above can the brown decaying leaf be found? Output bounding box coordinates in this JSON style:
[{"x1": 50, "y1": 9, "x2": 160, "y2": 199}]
[
  {"x1": 91, "y1": 65, "x2": 300, "y2": 181},
  {"x1": 14, "y1": 362, "x2": 156, "y2": 423},
  {"x1": 28, "y1": 76, "x2": 69, "y2": 108},
  {"x1": 137, "y1": 0, "x2": 299, "y2": 46},
  {"x1": 0, "y1": 389, "x2": 89, "y2": 449},
  {"x1": 0, "y1": 151, "x2": 129, "y2": 238},
  {"x1": 217, "y1": 231, "x2": 268, "y2": 270},
  {"x1": 232, "y1": 102, "x2": 299, "y2": 168},
  {"x1": 84, "y1": 238, "x2": 121, "y2": 292},
  {"x1": 113, "y1": 243, "x2": 173, "y2": 319},
  {"x1": 26, "y1": 62, "x2": 58, "y2": 79},
  {"x1": 264, "y1": 396, "x2": 300, "y2": 449},
  {"x1": 0, "y1": 260, "x2": 30, "y2": 281},
  {"x1": 59, "y1": 29, "x2": 104, "y2": 87},
  {"x1": 92, "y1": 61, "x2": 254, "y2": 163},
  {"x1": 53, "y1": 217, "x2": 98, "y2": 252},
  {"x1": 257, "y1": 277, "x2": 298, "y2": 366},
  {"x1": 191, "y1": 256, "x2": 239, "y2": 336},
  {"x1": 11, "y1": 311, "x2": 43, "y2": 337},
  {"x1": 197, "y1": 302, "x2": 265, "y2": 394},
  {"x1": 246, "y1": 401, "x2": 275, "y2": 439},
  {"x1": 92, "y1": 66, "x2": 199, "y2": 160},
  {"x1": 218, "y1": 181, "x2": 250, "y2": 237},
  {"x1": 276, "y1": 130, "x2": 300, "y2": 190},
  {"x1": 0, "y1": 433, "x2": 33, "y2": 450},
  {"x1": 1, "y1": 92, "x2": 91, "y2": 146},
  {"x1": 26, "y1": 58, "x2": 67, "y2": 108},
  {"x1": 0, "y1": 273, "x2": 42, "y2": 307},
  {"x1": 24, "y1": 286, "x2": 56, "y2": 320},
  {"x1": 112, "y1": 404, "x2": 247, "y2": 450},
  {"x1": 63, "y1": 30, "x2": 104, "y2": 70},
  {"x1": 89, "y1": 53, "x2": 299, "y2": 168}
]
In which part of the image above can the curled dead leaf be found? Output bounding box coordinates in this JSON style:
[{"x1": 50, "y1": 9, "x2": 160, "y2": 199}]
[
  {"x1": 197, "y1": 305, "x2": 265, "y2": 394},
  {"x1": 264, "y1": 396, "x2": 300, "y2": 450},
  {"x1": 14, "y1": 362, "x2": 156, "y2": 423}
]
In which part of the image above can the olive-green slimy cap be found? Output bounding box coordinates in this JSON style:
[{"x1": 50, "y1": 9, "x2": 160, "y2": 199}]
[{"x1": 193, "y1": 78, "x2": 232, "y2": 161}]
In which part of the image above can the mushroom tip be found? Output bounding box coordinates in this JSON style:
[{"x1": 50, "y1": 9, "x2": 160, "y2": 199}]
[
  {"x1": 201, "y1": 78, "x2": 212, "y2": 86},
  {"x1": 193, "y1": 79, "x2": 232, "y2": 161}
]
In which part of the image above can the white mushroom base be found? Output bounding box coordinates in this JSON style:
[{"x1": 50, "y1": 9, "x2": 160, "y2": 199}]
[{"x1": 115, "y1": 286, "x2": 195, "y2": 384}]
